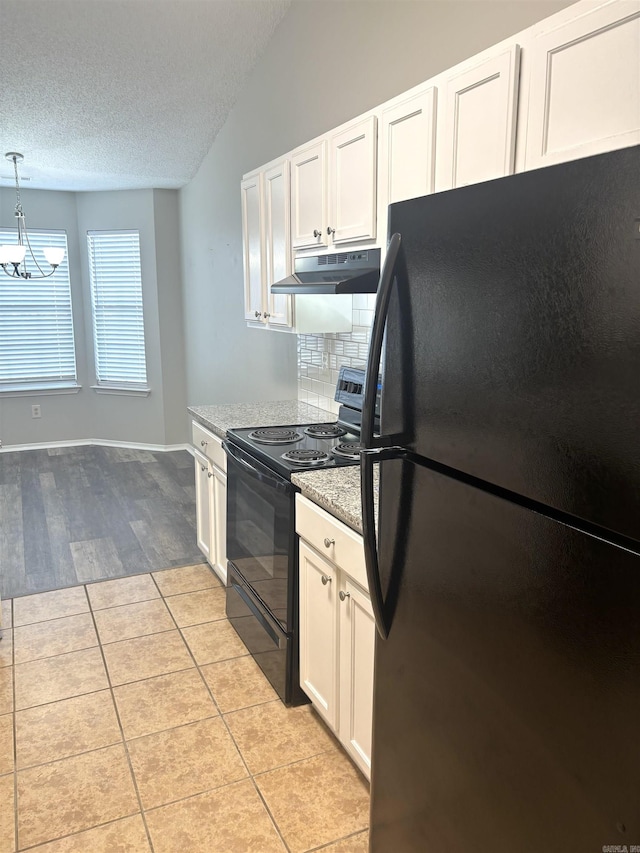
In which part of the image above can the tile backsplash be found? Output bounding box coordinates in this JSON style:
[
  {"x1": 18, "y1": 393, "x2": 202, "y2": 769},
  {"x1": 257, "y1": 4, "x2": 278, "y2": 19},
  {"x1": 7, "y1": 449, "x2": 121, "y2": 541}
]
[{"x1": 297, "y1": 294, "x2": 376, "y2": 415}]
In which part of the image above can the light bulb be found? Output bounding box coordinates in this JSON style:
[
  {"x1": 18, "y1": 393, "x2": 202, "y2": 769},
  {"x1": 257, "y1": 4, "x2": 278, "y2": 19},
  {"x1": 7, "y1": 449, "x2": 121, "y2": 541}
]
[{"x1": 43, "y1": 246, "x2": 65, "y2": 267}]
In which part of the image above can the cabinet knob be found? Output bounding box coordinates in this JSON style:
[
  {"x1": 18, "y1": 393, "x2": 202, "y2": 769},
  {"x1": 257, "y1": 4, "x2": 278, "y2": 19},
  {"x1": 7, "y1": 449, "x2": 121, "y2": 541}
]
[
  {"x1": 200, "y1": 440, "x2": 207, "y2": 447},
  {"x1": 313, "y1": 229, "x2": 321, "y2": 238},
  {"x1": 207, "y1": 471, "x2": 213, "y2": 478},
  {"x1": 321, "y1": 574, "x2": 332, "y2": 585},
  {"x1": 339, "y1": 590, "x2": 350, "y2": 602},
  {"x1": 327, "y1": 226, "x2": 335, "y2": 237},
  {"x1": 200, "y1": 465, "x2": 206, "y2": 472},
  {"x1": 263, "y1": 311, "x2": 271, "y2": 319},
  {"x1": 254, "y1": 310, "x2": 261, "y2": 318},
  {"x1": 323, "y1": 537, "x2": 335, "y2": 548}
]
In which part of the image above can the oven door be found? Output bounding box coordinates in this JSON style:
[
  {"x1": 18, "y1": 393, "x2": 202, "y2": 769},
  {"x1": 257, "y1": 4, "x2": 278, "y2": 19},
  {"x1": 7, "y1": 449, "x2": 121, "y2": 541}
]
[{"x1": 223, "y1": 440, "x2": 296, "y2": 632}]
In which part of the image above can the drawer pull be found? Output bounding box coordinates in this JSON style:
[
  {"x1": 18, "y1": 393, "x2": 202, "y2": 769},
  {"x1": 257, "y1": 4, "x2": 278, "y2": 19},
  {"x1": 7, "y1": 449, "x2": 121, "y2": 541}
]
[
  {"x1": 339, "y1": 590, "x2": 350, "y2": 602},
  {"x1": 321, "y1": 574, "x2": 332, "y2": 585},
  {"x1": 323, "y1": 537, "x2": 335, "y2": 548}
]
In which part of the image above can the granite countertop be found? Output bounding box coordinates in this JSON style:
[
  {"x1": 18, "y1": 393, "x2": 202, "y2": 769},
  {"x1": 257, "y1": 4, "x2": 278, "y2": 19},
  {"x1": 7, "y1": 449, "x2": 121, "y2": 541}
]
[
  {"x1": 291, "y1": 465, "x2": 379, "y2": 535},
  {"x1": 188, "y1": 401, "x2": 335, "y2": 440},
  {"x1": 188, "y1": 399, "x2": 376, "y2": 533}
]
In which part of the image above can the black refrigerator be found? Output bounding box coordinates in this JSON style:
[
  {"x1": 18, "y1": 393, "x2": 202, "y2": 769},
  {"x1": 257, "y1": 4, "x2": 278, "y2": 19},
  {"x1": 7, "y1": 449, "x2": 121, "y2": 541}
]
[{"x1": 360, "y1": 145, "x2": 640, "y2": 852}]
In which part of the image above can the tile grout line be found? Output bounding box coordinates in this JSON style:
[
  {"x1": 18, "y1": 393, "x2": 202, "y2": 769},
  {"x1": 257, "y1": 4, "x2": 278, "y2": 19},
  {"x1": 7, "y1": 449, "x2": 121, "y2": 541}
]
[
  {"x1": 84, "y1": 582, "x2": 157, "y2": 853},
  {"x1": 7, "y1": 578, "x2": 220, "y2": 845},
  {"x1": 8, "y1": 568, "x2": 369, "y2": 851},
  {"x1": 15, "y1": 816, "x2": 149, "y2": 853},
  {"x1": 157, "y1": 571, "x2": 366, "y2": 852},
  {"x1": 155, "y1": 576, "x2": 295, "y2": 853}
]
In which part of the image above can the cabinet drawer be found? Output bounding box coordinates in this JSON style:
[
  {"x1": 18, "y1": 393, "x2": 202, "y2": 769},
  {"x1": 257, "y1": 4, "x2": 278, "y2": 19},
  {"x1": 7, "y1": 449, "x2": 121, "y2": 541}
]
[
  {"x1": 191, "y1": 421, "x2": 226, "y2": 471},
  {"x1": 296, "y1": 494, "x2": 367, "y2": 589}
]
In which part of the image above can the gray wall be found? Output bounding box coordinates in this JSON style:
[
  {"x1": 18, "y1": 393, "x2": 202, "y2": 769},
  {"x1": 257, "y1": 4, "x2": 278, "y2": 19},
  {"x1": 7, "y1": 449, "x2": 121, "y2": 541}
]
[
  {"x1": 0, "y1": 186, "x2": 185, "y2": 448},
  {"x1": 180, "y1": 0, "x2": 575, "y2": 410}
]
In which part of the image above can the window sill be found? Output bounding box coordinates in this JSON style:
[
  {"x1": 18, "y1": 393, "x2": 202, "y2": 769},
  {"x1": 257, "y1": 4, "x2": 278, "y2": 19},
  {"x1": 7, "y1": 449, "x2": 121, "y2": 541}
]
[
  {"x1": 0, "y1": 383, "x2": 82, "y2": 398},
  {"x1": 91, "y1": 385, "x2": 151, "y2": 397}
]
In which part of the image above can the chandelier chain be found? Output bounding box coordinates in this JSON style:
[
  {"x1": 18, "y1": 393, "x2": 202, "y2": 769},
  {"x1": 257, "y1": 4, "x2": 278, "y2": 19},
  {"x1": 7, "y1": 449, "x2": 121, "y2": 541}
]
[{"x1": 11, "y1": 154, "x2": 23, "y2": 215}]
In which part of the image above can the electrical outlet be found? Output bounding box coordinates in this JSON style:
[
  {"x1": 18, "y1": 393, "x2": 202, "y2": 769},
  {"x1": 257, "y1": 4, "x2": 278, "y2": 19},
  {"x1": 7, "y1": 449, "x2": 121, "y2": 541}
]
[{"x1": 31, "y1": 404, "x2": 41, "y2": 418}]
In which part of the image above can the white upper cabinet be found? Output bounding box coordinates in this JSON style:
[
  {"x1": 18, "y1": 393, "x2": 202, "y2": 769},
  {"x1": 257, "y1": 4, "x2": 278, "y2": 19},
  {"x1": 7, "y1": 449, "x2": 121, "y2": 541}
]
[
  {"x1": 329, "y1": 115, "x2": 378, "y2": 245},
  {"x1": 241, "y1": 158, "x2": 293, "y2": 330},
  {"x1": 291, "y1": 141, "x2": 328, "y2": 250},
  {"x1": 241, "y1": 156, "x2": 352, "y2": 333},
  {"x1": 263, "y1": 160, "x2": 292, "y2": 328},
  {"x1": 240, "y1": 172, "x2": 264, "y2": 323},
  {"x1": 242, "y1": 0, "x2": 638, "y2": 323},
  {"x1": 523, "y1": 0, "x2": 640, "y2": 169},
  {"x1": 291, "y1": 117, "x2": 378, "y2": 251},
  {"x1": 437, "y1": 45, "x2": 521, "y2": 191},
  {"x1": 378, "y1": 85, "x2": 438, "y2": 240}
]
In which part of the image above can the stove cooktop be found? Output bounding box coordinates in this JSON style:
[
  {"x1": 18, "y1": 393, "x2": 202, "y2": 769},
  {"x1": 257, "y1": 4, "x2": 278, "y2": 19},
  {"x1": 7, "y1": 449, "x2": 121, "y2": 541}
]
[{"x1": 227, "y1": 423, "x2": 364, "y2": 476}]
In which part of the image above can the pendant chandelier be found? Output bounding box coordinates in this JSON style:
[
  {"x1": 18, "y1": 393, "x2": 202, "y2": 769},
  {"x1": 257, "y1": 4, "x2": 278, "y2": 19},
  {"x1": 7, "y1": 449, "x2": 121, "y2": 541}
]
[{"x1": 0, "y1": 152, "x2": 65, "y2": 279}]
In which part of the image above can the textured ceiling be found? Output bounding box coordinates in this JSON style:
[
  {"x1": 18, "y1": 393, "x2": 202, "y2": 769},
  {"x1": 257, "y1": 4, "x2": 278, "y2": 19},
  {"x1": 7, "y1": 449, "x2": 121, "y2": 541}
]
[{"x1": 0, "y1": 0, "x2": 291, "y2": 192}]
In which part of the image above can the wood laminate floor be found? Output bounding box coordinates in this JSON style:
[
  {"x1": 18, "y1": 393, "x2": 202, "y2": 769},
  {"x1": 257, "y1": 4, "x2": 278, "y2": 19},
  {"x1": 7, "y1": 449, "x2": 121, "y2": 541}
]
[{"x1": 0, "y1": 445, "x2": 204, "y2": 599}]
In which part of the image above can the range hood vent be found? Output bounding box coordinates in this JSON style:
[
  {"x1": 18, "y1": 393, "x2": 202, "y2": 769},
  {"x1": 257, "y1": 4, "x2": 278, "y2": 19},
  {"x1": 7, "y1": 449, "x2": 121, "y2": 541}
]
[{"x1": 271, "y1": 248, "x2": 381, "y2": 295}]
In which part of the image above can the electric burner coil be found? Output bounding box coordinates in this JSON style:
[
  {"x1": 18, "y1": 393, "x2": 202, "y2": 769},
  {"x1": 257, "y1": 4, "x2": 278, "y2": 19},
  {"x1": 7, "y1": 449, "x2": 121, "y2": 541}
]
[
  {"x1": 248, "y1": 428, "x2": 303, "y2": 445},
  {"x1": 331, "y1": 442, "x2": 364, "y2": 460},
  {"x1": 304, "y1": 424, "x2": 348, "y2": 439},
  {"x1": 281, "y1": 449, "x2": 330, "y2": 465}
]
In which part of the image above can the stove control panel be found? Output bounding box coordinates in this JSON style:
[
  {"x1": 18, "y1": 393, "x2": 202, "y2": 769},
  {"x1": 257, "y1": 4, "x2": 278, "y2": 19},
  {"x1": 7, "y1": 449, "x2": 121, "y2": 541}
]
[{"x1": 335, "y1": 366, "x2": 381, "y2": 413}]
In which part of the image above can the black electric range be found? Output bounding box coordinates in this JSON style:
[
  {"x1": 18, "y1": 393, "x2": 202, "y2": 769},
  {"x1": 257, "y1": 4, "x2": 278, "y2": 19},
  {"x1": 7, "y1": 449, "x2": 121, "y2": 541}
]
[
  {"x1": 225, "y1": 366, "x2": 379, "y2": 478},
  {"x1": 225, "y1": 421, "x2": 363, "y2": 476},
  {"x1": 223, "y1": 367, "x2": 379, "y2": 706}
]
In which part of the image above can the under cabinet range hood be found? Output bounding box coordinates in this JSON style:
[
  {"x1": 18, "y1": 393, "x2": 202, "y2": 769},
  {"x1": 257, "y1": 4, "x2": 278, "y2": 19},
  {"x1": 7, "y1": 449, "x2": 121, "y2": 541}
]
[{"x1": 271, "y1": 248, "x2": 381, "y2": 295}]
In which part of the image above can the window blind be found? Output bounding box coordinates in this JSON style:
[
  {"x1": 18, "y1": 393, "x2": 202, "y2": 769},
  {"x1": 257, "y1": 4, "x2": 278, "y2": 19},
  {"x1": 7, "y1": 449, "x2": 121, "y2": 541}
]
[
  {"x1": 87, "y1": 230, "x2": 148, "y2": 388},
  {"x1": 0, "y1": 229, "x2": 77, "y2": 389}
]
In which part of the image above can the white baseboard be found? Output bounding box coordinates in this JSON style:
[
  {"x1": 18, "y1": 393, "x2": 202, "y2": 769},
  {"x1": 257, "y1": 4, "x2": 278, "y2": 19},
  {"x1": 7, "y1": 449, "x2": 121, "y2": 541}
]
[{"x1": 0, "y1": 438, "x2": 191, "y2": 454}]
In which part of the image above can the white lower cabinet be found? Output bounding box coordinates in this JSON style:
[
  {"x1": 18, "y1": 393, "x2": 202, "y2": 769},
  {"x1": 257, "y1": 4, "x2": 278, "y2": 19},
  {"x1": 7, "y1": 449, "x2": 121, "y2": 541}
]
[
  {"x1": 194, "y1": 448, "x2": 213, "y2": 562},
  {"x1": 296, "y1": 495, "x2": 375, "y2": 779},
  {"x1": 192, "y1": 421, "x2": 227, "y2": 585},
  {"x1": 338, "y1": 576, "x2": 375, "y2": 776}
]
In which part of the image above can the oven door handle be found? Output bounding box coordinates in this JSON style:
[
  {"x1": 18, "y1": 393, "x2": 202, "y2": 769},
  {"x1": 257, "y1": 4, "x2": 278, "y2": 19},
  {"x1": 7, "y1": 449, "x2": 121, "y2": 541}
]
[
  {"x1": 231, "y1": 575, "x2": 287, "y2": 650},
  {"x1": 223, "y1": 440, "x2": 291, "y2": 493}
]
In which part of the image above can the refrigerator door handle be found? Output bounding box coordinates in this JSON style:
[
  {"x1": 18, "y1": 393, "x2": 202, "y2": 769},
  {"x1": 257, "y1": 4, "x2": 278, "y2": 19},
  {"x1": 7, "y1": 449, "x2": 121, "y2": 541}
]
[
  {"x1": 361, "y1": 445, "x2": 406, "y2": 639},
  {"x1": 361, "y1": 232, "x2": 402, "y2": 450}
]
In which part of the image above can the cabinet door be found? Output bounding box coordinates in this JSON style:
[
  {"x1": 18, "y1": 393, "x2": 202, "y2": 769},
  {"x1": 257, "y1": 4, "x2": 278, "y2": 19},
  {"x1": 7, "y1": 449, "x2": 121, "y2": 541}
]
[
  {"x1": 211, "y1": 467, "x2": 227, "y2": 585},
  {"x1": 437, "y1": 45, "x2": 520, "y2": 191},
  {"x1": 299, "y1": 541, "x2": 338, "y2": 728},
  {"x1": 241, "y1": 172, "x2": 265, "y2": 322},
  {"x1": 378, "y1": 87, "x2": 437, "y2": 242},
  {"x1": 263, "y1": 160, "x2": 293, "y2": 329},
  {"x1": 329, "y1": 115, "x2": 377, "y2": 245},
  {"x1": 339, "y1": 578, "x2": 375, "y2": 780},
  {"x1": 524, "y1": 0, "x2": 640, "y2": 169},
  {"x1": 291, "y1": 141, "x2": 328, "y2": 249},
  {"x1": 194, "y1": 449, "x2": 211, "y2": 561}
]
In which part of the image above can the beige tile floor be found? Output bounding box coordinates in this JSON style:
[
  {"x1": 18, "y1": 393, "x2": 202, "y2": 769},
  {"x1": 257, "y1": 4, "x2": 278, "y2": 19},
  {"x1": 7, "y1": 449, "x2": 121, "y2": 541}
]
[{"x1": 0, "y1": 564, "x2": 370, "y2": 852}]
